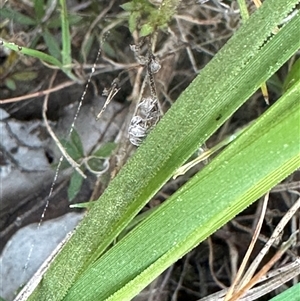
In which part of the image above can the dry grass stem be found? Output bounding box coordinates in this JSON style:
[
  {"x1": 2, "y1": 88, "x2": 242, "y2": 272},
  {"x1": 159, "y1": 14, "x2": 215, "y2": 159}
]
[
  {"x1": 224, "y1": 192, "x2": 269, "y2": 300},
  {"x1": 0, "y1": 80, "x2": 75, "y2": 104},
  {"x1": 239, "y1": 194, "x2": 300, "y2": 287},
  {"x1": 228, "y1": 231, "x2": 299, "y2": 301}
]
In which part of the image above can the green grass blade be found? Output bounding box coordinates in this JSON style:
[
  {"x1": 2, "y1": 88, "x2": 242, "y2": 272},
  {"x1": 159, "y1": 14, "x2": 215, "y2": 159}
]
[
  {"x1": 25, "y1": 0, "x2": 300, "y2": 300},
  {"x1": 0, "y1": 8, "x2": 36, "y2": 25},
  {"x1": 34, "y1": 0, "x2": 45, "y2": 21},
  {"x1": 59, "y1": 0, "x2": 72, "y2": 67},
  {"x1": 237, "y1": 0, "x2": 250, "y2": 20},
  {"x1": 57, "y1": 0, "x2": 80, "y2": 82},
  {"x1": 64, "y1": 72, "x2": 300, "y2": 301},
  {"x1": 0, "y1": 40, "x2": 63, "y2": 68}
]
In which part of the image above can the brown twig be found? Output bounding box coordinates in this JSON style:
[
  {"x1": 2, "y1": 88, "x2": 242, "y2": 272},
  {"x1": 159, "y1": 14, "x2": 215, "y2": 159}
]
[{"x1": 0, "y1": 80, "x2": 75, "y2": 104}]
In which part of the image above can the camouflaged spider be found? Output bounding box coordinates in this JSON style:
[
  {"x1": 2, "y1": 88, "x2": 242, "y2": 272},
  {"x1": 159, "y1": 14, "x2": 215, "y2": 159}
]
[
  {"x1": 128, "y1": 96, "x2": 160, "y2": 146},
  {"x1": 128, "y1": 46, "x2": 161, "y2": 146}
]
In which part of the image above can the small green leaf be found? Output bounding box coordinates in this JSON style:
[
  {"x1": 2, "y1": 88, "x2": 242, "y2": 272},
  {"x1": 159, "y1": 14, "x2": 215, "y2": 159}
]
[
  {"x1": 85, "y1": 156, "x2": 109, "y2": 173},
  {"x1": 47, "y1": 14, "x2": 82, "y2": 29},
  {"x1": 93, "y1": 142, "x2": 116, "y2": 158},
  {"x1": 59, "y1": 140, "x2": 79, "y2": 169},
  {"x1": 42, "y1": 29, "x2": 61, "y2": 60},
  {"x1": 4, "y1": 78, "x2": 16, "y2": 90},
  {"x1": 34, "y1": 0, "x2": 45, "y2": 21},
  {"x1": 0, "y1": 8, "x2": 36, "y2": 26},
  {"x1": 140, "y1": 23, "x2": 154, "y2": 37},
  {"x1": 70, "y1": 129, "x2": 84, "y2": 158},
  {"x1": 128, "y1": 12, "x2": 139, "y2": 33},
  {"x1": 120, "y1": 2, "x2": 135, "y2": 11},
  {"x1": 47, "y1": 16, "x2": 64, "y2": 29},
  {"x1": 59, "y1": 131, "x2": 84, "y2": 169},
  {"x1": 68, "y1": 172, "x2": 84, "y2": 201},
  {"x1": 102, "y1": 42, "x2": 117, "y2": 59},
  {"x1": 11, "y1": 71, "x2": 38, "y2": 81},
  {"x1": 67, "y1": 14, "x2": 83, "y2": 26}
]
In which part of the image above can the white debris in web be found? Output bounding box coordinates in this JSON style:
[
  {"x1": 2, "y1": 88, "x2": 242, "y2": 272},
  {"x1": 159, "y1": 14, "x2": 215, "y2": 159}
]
[
  {"x1": 128, "y1": 96, "x2": 160, "y2": 146},
  {"x1": 128, "y1": 45, "x2": 161, "y2": 147}
]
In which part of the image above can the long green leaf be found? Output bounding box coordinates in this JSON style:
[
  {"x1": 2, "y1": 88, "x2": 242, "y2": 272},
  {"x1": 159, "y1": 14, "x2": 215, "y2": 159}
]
[
  {"x1": 65, "y1": 67, "x2": 300, "y2": 301},
  {"x1": 0, "y1": 40, "x2": 63, "y2": 68},
  {"x1": 59, "y1": 0, "x2": 72, "y2": 67},
  {"x1": 25, "y1": 0, "x2": 300, "y2": 300},
  {"x1": 0, "y1": 8, "x2": 36, "y2": 25}
]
